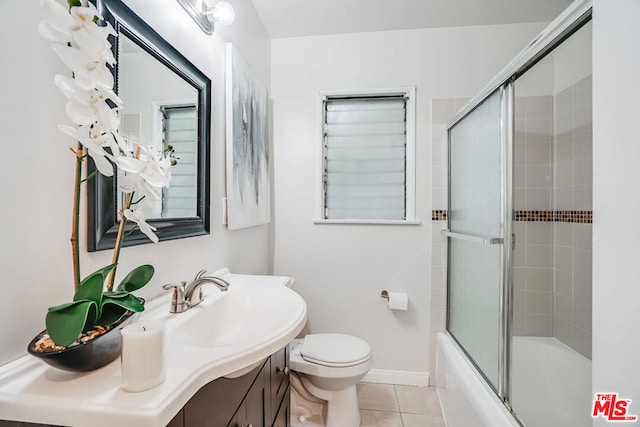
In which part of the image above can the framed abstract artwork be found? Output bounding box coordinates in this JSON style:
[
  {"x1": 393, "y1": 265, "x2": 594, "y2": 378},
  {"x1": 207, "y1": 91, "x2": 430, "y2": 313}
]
[{"x1": 225, "y1": 43, "x2": 270, "y2": 230}]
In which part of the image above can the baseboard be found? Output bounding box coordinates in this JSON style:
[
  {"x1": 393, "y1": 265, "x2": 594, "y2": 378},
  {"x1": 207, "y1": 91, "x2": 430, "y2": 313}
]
[{"x1": 361, "y1": 369, "x2": 430, "y2": 386}]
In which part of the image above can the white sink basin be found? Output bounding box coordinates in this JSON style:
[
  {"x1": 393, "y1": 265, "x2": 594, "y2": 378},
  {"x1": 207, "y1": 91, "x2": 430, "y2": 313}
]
[
  {"x1": 0, "y1": 270, "x2": 307, "y2": 427},
  {"x1": 176, "y1": 283, "x2": 306, "y2": 348}
]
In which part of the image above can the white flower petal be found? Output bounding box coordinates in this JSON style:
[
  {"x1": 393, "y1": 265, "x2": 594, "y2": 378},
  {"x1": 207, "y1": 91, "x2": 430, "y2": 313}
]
[
  {"x1": 124, "y1": 208, "x2": 158, "y2": 243},
  {"x1": 92, "y1": 66, "x2": 114, "y2": 90},
  {"x1": 116, "y1": 157, "x2": 145, "y2": 174},
  {"x1": 66, "y1": 99, "x2": 96, "y2": 125},
  {"x1": 51, "y1": 44, "x2": 114, "y2": 91},
  {"x1": 142, "y1": 182, "x2": 162, "y2": 201},
  {"x1": 140, "y1": 168, "x2": 167, "y2": 189},
  {"x1": 38, "y1": 20, "x2": 70, "y2": 43},
  {"x1": 57, "y1": 124, "x2": 81, "y2": 139},
  {"x1": 138, "y1": 222, "x2": 159, "y2": 243},
  {"x1": 114, "y1": 132, "x2": 131, "y2": 154},
  {"x1": 94, "y1": 100, "x2": 119, "y2": 132},
  {"x1": 118, "y1": 175, "x2": 136, "y2": 193},
  {"x1": 40, "y1": 0, "x2": 74, "y2": 38},
  {"x1": 54, "y1": 75, "x2": 91, "y2": 104},
  {"x1": 72, "y1": 27, "x2": 109, "y2": 60},
  {"x1": 87, "y1": 149, "x2": 114, "y2": 176}
]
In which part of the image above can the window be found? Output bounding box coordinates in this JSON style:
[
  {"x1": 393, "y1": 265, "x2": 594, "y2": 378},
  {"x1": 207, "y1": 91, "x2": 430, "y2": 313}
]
[
  {"x1": 160, "y1": 104, "x2": 198, "y2": 218},
  {"x1": 318, "y1": 88, "x2": 416, "y2": 223}
]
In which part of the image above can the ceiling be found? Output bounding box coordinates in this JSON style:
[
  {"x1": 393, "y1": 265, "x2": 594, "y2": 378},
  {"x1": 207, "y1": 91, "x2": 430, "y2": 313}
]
[{"x1": 251, "y1": 0, "x2": 573, "y2": 39}]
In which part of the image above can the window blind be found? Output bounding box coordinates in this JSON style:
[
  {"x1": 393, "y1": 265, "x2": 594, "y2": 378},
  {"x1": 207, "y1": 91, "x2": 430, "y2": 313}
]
[
  {"x1": 323, "y1": 96, "x2": 407, "y2": 220},
  {"x1": 161, "y1": 105, "x2": 198, "y2": 218}
]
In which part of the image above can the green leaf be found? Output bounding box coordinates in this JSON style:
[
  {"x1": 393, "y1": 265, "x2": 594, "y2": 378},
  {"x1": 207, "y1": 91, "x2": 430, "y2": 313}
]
[
  {"x1": 99, "y1": 295, "x2": 145, "y2": 326},
  {"x1": 97, "y1": 304, "x2": 127, "y2": 326},
  {"x1": 103, "y1": 295, "x2": 145, "y2": 313},
  {"x1": 67, "y1": 0, "x2": 81, "y2": 8},
  {"x1": 103, "y1": 290, "x2": 130, "y2": 299},
  {"x1": 74, "y1": 264, "x2": 117, "y2": 302},
  {"x1": 48, "y1": 301, "x2": 82, "y2": 313},
  {"x1": 45, "y1": 300, "x2": 97, "y2": 347},
  {"x1": 117, "y1": 265, "x2": 154, "y2": 292}
]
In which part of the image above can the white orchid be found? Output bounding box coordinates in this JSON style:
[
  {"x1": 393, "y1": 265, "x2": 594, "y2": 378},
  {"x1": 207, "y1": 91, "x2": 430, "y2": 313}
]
[
  {"x1": 117, "y1": 144, "x2": 172, "y2": 203},
  {"x1": 123, "y1": 207, "x2": 158, "y2": 243},
  {"x1": 40, "y1": 0, "x2": 115, "y2": 59},
  {"x1": 55, "y1": 75, "x2": 122, "y2": 132},
  {"x1": 40, "y1": 0, "x2": 174, "y2": 296}
]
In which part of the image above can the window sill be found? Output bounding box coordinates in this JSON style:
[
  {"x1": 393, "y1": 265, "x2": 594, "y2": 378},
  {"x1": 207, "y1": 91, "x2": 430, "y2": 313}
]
[{"x1": 312, "y1": 219, "x2": 422, "y2": 226}]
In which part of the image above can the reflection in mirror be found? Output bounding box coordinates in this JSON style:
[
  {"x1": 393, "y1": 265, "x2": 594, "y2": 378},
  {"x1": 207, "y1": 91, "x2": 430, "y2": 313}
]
[
  {"x1": 118, "y1": 34, "x2": 198, "y2": 219},
  {"x1": 88, "y1": 0, "x2": 211, "y2": 251}
]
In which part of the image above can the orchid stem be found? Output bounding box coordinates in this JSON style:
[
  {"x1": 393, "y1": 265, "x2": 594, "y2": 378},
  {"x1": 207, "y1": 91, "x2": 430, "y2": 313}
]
[
  {"x1": 71, "y1": 141, "x2": 83, "y2": 291},
  {"x1": 106, "y1": 147, "x2": 141, "y2": 291},
  {"x1": 107, "y1": 193, "x2": 132, "y2": 292}
]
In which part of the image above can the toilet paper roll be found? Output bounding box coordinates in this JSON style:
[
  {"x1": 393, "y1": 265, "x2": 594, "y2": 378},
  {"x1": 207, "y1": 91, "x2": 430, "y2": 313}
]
[
  {"x1": 386, "y1": 291, "x2": 408, "y2": 311},
  {"x1": 121, "y1": 320, "x2": 165, "y2": 393}
]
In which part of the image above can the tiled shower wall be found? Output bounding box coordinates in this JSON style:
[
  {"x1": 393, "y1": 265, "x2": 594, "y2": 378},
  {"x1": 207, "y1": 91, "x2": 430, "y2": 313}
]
[
  {"x1": 551, "y1": 75, "x2": 593, "y2": 359},
  {"x1": 513, "y1": 95, "x2": 555, "y2": 337},
  {"x1": 513, "y1": 75, "x2": 593, "y2": 360}
]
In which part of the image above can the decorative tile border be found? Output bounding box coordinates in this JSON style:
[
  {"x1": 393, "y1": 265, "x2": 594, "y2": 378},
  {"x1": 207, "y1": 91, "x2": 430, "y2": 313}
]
[
  {"x1": 432, "y1": 210, "x2": 592, "y2": 223},
  {"x1": 431, "y1": 210, "x2": 447, "y2": 221},
  {"x1": 513, "y1": 210, "x2": 593, "y2": 223}
]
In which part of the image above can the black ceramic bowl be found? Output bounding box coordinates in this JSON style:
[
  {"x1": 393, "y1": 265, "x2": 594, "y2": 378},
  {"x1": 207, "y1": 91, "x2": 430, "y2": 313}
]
[{"x1": 27, "y1": 312, "x2": 136, "y2": 372}]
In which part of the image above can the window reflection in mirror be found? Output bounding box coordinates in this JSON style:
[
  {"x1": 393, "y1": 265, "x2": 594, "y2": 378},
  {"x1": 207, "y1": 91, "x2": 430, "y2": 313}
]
[{"x1": 117, "y1": 34, "x2": 199, "y2": 219}]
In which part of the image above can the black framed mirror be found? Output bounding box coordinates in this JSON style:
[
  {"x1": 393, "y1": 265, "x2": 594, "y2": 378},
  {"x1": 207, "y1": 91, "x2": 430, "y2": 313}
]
[{"x1": 88, "y1": 0, "x2": 211, "y2": 251}]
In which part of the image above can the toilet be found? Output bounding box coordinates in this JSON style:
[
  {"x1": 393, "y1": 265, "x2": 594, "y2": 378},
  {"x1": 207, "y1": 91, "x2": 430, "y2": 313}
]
[{"x1": 289, "y1": 333, "x2": 372, "y2": 427}]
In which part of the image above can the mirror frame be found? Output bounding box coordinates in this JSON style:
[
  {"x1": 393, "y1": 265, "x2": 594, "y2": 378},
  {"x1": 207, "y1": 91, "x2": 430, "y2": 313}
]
[{"x1": 88, "y1": 0, "x2": 211, "y2": 251}]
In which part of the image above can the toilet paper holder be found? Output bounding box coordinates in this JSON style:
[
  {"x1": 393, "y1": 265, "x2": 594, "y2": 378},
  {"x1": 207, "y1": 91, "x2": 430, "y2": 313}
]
[{"x1": 381, "y1": 290, "x2": 389, "y2": 300}]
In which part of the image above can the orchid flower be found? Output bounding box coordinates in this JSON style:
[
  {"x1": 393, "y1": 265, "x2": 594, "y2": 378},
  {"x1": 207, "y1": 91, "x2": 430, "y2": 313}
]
[
  {"x1": 39, "y1": 0, "x2": 171, "y2": 305},
  {"x1": 58, "y1": 123, "x2": 118, "y2": 176},
  {"x1": 117, "y1": 145, "x2": 173, "y2": 191},
  {"x1": 40, "y1": 0, "x2": 115, "y2": 56},
  {"x1": 123, "y1": 208, "x2": 158, "y2": 243},
  {"x1": 52, "y1": 44, "x2": 114, "y2": 91},
  {"x1": 55, "y1": 76, "x2": 122, "y2": 137}
]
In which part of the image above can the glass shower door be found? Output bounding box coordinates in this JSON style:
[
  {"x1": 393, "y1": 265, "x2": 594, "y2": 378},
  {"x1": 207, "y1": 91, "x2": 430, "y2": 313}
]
[{"x1": 447, "y1": 89, "x2": 507, "y2": 391}]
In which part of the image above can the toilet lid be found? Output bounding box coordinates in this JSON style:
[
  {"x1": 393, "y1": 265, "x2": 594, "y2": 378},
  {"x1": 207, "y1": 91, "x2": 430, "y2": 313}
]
[{"x1": 300, "y1": 333, "x2": 371, "y2": 367}]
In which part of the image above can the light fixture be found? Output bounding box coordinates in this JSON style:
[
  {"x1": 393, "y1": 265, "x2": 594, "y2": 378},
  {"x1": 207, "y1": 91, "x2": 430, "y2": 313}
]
[{"x1": 176, "y1": 0, "x2": 235, "y2": 35}]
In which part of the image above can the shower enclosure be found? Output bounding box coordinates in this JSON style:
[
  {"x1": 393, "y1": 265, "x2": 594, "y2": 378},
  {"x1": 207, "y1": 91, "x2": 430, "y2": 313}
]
[{"x1": 443, "y1": 1, "x2": 592, "y2": 426}]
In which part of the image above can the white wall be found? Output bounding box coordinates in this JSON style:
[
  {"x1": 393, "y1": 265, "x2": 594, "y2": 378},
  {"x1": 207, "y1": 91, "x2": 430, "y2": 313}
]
[
  {"x1": 0, "y1": 0, "x2": 271, "y2": 365},
  {"x1": 592, "y1": 0, "x2": 640, "y2": 422},
  {"x1": 271, "y1": 23, "x2": 545, "y2": 381}
]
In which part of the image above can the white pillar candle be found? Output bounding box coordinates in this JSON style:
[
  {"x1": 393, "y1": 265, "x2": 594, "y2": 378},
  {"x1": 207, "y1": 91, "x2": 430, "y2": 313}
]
[{"x1": 120, "y1": 320, "x2": 165, "y2": 393}]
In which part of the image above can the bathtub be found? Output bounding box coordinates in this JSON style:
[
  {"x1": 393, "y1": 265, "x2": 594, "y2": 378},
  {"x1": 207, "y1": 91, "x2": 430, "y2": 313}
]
[
  {"x1": 436, "y1": 333, "x2": 592, "y2": 427},
  {"x1": 511, "y1": 336, "x2": 592, "y2": 426}
]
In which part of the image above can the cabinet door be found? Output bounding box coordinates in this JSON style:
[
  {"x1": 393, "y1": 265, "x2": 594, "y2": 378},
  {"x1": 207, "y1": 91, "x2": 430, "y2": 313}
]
[
  {"x1": 229, "y1": 365, "x2": 266, "y2": 427},
  {"x1": 166, "y1": 410, "x2": 184, "y2": 427},
  {"x1": 272, "y1": 385, "x2": 290, "y2": 427},
  {"x1": 269, "y1": 346, "x2": 289, "y2": 426},
  {"x1": 184, "y1": 361, "x2": 266, "y2": 426}
]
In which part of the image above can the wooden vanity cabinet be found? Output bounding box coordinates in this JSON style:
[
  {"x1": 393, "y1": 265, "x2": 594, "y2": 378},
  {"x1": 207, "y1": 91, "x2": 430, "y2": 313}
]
[{"x1": 181, "y1": 345, "x2": 290, "y2": 427}]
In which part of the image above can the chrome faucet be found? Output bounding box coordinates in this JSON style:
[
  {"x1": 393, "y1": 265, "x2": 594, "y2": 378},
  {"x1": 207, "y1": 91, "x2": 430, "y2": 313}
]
[{"x1": 162, "y1": 270, "x2": 230, "y2": 313}]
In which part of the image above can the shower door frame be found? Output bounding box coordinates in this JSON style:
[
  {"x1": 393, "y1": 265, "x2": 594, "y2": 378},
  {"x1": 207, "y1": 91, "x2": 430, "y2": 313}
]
[{"x1": 444, "y1": 0, "x2": 593, "y2": 417}]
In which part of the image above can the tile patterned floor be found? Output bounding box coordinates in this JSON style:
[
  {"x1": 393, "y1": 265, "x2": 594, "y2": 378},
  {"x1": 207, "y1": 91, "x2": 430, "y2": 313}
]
[{"x1": 357, "y1": 383, "x2": 446, "y2": 427}]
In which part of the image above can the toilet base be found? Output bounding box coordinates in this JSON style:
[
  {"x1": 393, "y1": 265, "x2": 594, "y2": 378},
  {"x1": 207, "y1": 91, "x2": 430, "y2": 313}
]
[
  {"x1": 290, "y1": 374, "x2": 361, "y2": 427},
  {"x1": 324, "y1": 385, "x2": 361, "y2": 427}
]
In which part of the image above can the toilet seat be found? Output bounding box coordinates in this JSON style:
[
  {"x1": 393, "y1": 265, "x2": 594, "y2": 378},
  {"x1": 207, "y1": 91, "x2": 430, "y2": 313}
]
[{"x1": 300, "y1": 334, "x2": 371, "y2": 367}]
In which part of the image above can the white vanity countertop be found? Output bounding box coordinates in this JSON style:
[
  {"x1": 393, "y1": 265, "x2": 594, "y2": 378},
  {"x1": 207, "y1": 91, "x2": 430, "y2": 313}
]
[{"x1": 0, "y1": 269, "x2": 307, "y2": 427}]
